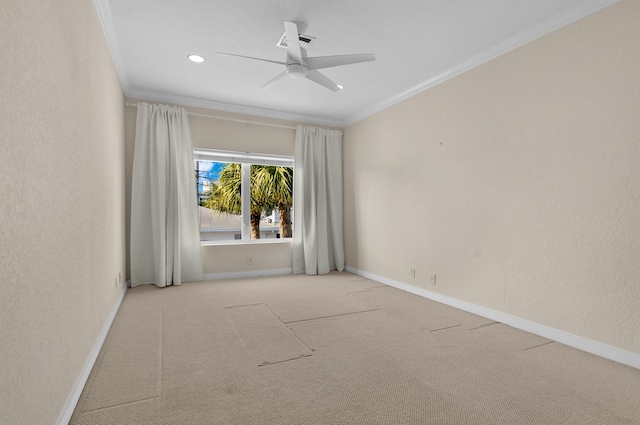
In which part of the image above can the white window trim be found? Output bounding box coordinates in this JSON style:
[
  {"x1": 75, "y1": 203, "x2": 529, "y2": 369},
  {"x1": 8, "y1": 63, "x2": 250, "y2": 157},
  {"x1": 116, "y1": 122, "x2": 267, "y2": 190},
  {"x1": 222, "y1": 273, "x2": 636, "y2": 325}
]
[
  {"x1": 201, "y1": 238, "x2": 293, "y2": 247},
  {"x1": 194, "y1": 149, "x2": 294, "y2": 167},
  {"x1": 195, "y1": 148, "x2": 294, "y2": 245},
  {"x1": 241, "y1": 162, "x2": 251, "y2": 237}
]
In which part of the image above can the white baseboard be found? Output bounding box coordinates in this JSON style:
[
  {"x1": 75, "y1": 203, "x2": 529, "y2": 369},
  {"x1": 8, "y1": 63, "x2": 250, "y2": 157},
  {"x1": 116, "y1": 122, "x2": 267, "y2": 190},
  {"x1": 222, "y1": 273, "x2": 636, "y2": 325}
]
[
  {"x1": 56, "y1": 284, "x2": 128, "y2": 425},
  {"x1": 203, "y1": 268, "x2": 293, "y2": 281},
  {"x1": 345, "y1": 266, "x2": 640, "y2": 370}
]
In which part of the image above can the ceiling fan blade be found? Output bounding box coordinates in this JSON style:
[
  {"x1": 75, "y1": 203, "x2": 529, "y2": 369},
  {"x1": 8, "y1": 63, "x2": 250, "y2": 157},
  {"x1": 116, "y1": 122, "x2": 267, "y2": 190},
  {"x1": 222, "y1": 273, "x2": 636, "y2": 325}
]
[
  {"x1": 305, "y1": 70, "x2": 340, "y2": 92},
  {"x1": 284, "y1": 21, "x2": 304, "y2": 65},
  {"x1": 217, "y1": 52, "x2": 286, "y2": 66},
  {"x1": 260, "y1": 71, "x2": 288, "y2": 90},
  {"x1": 305, "y1": 53, "x2": 376, "y2": 70}
]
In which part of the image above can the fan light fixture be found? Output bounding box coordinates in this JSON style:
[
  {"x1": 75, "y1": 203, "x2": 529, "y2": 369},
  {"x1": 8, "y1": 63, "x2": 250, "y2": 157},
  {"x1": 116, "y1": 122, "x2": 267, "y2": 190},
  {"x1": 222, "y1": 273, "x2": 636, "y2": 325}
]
[
  {"x1": 188, "y1": 54, "x2": 205, "y2": 63},
  {"x1": 286, "y1": 64, "x2": 307, "y2": 79}
]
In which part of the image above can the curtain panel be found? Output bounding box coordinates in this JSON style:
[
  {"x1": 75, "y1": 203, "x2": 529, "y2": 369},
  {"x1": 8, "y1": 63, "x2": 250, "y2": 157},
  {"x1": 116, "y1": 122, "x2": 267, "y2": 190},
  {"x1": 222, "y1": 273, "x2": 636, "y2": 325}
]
[
  {"x1": 130, "y1": 103, "x2": 203, "y2": 287},
  {"x1": 293, "y1": 125, "x2": 345, "y2": 275}
]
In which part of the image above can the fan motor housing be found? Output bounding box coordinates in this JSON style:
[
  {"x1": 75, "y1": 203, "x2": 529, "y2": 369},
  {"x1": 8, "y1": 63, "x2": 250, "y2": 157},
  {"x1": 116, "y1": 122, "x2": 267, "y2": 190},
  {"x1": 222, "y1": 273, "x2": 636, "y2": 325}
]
[{"x1": 286, "y1": 63, "x2": 308, "y2": 79}]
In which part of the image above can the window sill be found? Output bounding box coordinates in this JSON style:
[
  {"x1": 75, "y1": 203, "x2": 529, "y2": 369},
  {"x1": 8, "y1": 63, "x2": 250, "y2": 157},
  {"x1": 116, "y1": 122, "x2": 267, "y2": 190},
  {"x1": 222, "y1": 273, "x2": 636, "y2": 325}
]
[{"x1": 201, "y1": 238, "x2": 293, "y2": 247}]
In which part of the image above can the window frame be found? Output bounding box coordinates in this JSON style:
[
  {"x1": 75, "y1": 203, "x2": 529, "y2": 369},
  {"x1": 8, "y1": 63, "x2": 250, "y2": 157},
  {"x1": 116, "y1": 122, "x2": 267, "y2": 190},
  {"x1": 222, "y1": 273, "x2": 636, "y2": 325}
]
[{"x1": 194, "y1": 149, "x2": 294, "y2": 245}]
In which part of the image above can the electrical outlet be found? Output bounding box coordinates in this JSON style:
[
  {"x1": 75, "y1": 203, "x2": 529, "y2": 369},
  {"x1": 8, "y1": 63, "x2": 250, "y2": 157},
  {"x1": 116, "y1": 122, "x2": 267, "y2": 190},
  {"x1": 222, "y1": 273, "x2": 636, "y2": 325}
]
[
  {"x1": 247, "y1": 257, "x2": 253, "y2": 265},
  {"x1": 410, "y1": 268, "x2": 416, "y2": 278},
  {"x1": 431, "y1": 274, "x2": 437, "y2": 285},
  {"x1": 119, "y1": 272, "x2": 122, "y2": 283},
  {"x1": 115, "y1": 277, "x2": 118, "y2": 288}
]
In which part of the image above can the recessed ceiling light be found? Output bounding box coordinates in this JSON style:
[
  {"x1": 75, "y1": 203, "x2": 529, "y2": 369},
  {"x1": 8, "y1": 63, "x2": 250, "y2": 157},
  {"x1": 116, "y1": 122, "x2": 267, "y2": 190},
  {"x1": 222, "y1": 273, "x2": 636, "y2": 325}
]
[{"x1": 188, "y1": 54, "x2": 205, "y2": 63}]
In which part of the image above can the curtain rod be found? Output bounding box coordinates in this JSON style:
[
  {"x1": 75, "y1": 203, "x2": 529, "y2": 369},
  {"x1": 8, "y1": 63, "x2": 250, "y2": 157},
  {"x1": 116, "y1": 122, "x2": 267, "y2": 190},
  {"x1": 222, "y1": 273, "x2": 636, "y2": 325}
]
[{"x1": 125, "y1": 102, "x2": 296, "y2": 130}]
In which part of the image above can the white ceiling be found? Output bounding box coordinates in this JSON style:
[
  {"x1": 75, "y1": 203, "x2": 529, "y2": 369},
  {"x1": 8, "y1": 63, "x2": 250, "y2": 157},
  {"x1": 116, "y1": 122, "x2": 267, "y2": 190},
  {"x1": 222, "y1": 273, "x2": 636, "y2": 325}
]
[{"x1": 95, "y1": 0, "x2": 617, "y2": 127}]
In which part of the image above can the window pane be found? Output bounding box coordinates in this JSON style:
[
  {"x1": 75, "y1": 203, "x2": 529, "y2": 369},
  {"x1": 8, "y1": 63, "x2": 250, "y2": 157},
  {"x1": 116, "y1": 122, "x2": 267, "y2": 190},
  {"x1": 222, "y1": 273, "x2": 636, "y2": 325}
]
[
  {"x1": 196, "y1": 160, "x2": 242, "y2": 242},
  {"x1": 250, "y1": 165, "x2": 293, "y2": 240}
]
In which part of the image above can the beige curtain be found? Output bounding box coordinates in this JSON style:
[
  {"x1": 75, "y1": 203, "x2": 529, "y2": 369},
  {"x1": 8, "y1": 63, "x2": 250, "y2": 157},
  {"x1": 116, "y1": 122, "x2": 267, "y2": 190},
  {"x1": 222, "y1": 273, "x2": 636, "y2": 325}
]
[
  {"x1": 293, "y1": 125, "x2": 345, "y2": 275},
  {"x1": 130, "y1": 103, "x2": 203, "y2": 287}
]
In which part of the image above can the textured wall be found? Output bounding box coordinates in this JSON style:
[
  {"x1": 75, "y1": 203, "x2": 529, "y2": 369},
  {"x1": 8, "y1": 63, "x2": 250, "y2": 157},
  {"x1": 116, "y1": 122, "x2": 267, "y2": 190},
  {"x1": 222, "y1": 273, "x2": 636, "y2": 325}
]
[
  {"x1": 343, "y1": 0, "x2": 640, "y2": 354},
  {"x1": 0, "y1": 1, "x2": 126, "y2": 424},
  {"x1": 124, "y1": 101, "x2": 301, "y2": 277}
]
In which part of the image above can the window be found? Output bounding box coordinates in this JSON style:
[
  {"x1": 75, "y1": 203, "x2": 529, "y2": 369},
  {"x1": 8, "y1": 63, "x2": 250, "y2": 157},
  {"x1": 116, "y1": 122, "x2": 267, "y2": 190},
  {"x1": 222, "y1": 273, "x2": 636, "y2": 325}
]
[{"x1": 194, "y1": 149, "x2": 294, "y2": 243}]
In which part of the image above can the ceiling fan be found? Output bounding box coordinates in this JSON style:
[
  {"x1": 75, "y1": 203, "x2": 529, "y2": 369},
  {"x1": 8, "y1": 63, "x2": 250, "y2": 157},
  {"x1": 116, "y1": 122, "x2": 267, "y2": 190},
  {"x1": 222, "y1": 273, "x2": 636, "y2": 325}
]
[{"x1": 217, "y1": 21, "x2": 375, "y2": 92}]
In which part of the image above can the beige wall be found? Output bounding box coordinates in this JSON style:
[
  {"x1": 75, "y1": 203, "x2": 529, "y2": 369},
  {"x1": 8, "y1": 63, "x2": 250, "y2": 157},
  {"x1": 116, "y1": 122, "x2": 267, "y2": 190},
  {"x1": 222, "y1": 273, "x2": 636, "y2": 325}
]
[
  {"x1": 0, "y1": 1, "x2": 126, "y2": 424},
  {"x1": 344, "y1": 0, "x2": 640, "y2": 355},
  {"x1": 124, "y1": 101, "x2": 303, "y2": 277}
]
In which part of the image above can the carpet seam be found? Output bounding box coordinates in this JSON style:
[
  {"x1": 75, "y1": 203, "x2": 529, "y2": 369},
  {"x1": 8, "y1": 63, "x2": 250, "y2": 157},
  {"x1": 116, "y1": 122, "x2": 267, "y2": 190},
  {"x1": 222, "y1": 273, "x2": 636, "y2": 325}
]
[
  {"x1": 430, "y1": 324, "x2": 463, "y2": 332},
  {"x1": 79, "y1": 394, "x2": 163, "y2": 414},
  {"x1": 346, "y1": 289, "x2": 375, "y2": 295},
  {"x1": 469, "y1": 321, "x2": 500, "y2": 331},
  {"x1": 282, "y1": 308, "x2": 380, "y2": 324},
  {"x1": 224, "y1": 302, "x2": 265, "y2": 309},
  {"x1": 258, "y1": 354, "x2": 314, "y2": 367},
  {"x1": 522, "y1": 341, "x2": 555, "y2": 352},
  {"x1": 264, "y1": 304, "x2": 316, "y2": 354}
]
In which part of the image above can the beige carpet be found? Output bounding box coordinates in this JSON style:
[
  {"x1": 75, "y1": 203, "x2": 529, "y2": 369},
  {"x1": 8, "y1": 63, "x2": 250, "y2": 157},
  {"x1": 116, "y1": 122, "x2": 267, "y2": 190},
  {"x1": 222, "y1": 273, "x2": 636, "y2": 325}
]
[{"x1": 70, "y1": 272, "x2": 640, "y2": 424}]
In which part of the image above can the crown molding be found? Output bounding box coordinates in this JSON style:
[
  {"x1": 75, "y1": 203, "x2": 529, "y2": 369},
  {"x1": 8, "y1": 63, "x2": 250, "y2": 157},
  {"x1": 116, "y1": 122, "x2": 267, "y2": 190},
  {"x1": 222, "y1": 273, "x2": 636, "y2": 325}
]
[
  {"x1": 126, "y1": 89, "x2": 343, "y2": 128},
  {"x1": 92, "y1": 0, "x2": 131, "y2": 94},
  {"x1": 341, "y1": 0, "x2": 620, "y2": 127}
]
